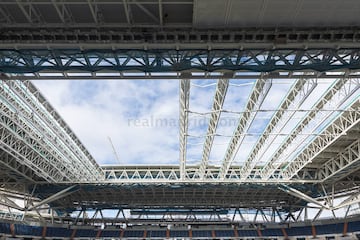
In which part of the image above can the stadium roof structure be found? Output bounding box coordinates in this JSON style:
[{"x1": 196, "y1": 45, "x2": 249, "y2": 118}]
[{"x1": 0, "y1": 0, "x2": 359, "y2": 227}]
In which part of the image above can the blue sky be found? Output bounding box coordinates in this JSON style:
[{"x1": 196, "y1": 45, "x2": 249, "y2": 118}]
[{"x1": 32, "y1": 78, "x2": 358, "y2": 167}]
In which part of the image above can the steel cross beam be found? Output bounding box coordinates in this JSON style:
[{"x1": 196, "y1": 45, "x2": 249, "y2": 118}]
[
  {"x1": 15, "y1": 0, "x2": 42, "y2": 24},
  {"x1": 318, "y1": 139, "x2": 360, "y2": 182},
  {"x1": 333, "y1": 190, "x2": 360, "y2": 210},
  {"x1": 51, "y1": 0, "x2": 73, "y2": 23},
  {"x1": 198, "y1": 77, "x2": 229, "y2": 179},
  {"x1": 0, "y1": 150, "x2": 38, "y2": 183},
  {"x1": 279, "y1": 185, "x2": 329, "y2": 209},
  {"x1": 179, "y1": 76, "x2": 190, "y2": 180},
  {"x1": 218, "y1": 77, "x2": 271, "y2": 179},
  {"x1": 102, "y1": 165, "x2": 319, "y2": 184},
  {"x1": 240, "y1": 78, "x2": 318, "y2": 179},
  {"x1": 1, "y1": 49, "x2": 360, "y2": 74},
  {"x1": 27, "y1": 185, "x2": 77, "y2": 211},
  {"x1": 260, "y1": 79, "x2": 359, "y2": 180},
  {"x1": 282, "y1": 100, "x2": 360, "y2": 180}
]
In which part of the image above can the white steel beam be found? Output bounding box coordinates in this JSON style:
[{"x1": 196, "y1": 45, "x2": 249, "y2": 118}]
[
  {"x1": 27, "y1": 185, "x2": 76, "y2": 211},
  {"x1": 179, "y1": 76, "x2": 190, "y2": 180},
  {"x1": 282, "y1": 100, "x2": 360, "y2": 180},
  {"x1": 159, "y1": 0, "x2": 163, "y2": 26},
  {"x1": 333, "y1": 190, "x2": 360, "y2": 210},
  {"x1": 279, "y1": 185, "x2": 329, "y2": 209},
  {"x1": 122, "y1": 0, "x2": 132, "y2": 24},
  {"x1": 134, "y1": 1, "x2": 159, "y2": 23},
  {"x1": 318, "y1": 138, "x2": 360, "y2": 182},
  {"x1": 51, "y1": 0, "x2": 73, "y2": 23},
  {"x1": 16, "y1": 0, "x2": 42, "y2": 23},
  {"x1": 102, "y1": 165, "x2": 319, "y2": 184},
  {"x1": 198, "y1": 77, "x2": 229, "y2": 179},
  {"x1": 218, "y1": 76, "x2": 272, "y2": 179},
  {"x1": 0, "y1": 6, "x2": 13, "y2": 23},
  {"x1": 240, "y1": 78, "x2": 318, "y2": 179},
  {"x1": 87, "y1": 0, "x2": 99, "y2": 24},
  {"x1": 261, "y1": 79, "x2": 360, "y2": 180}
]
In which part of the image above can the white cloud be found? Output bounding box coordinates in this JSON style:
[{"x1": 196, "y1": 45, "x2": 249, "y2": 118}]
[{"x1": 33, "y1": 80, "x2": 179, "y2": 165}]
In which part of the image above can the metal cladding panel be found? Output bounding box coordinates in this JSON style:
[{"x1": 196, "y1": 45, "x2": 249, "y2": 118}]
[
  {"x1": 1, "y1": 0, "x2": 360, "y2": 29},
  {"x1": 194, "y1": 0, "x2": 360, "y2": 28}
]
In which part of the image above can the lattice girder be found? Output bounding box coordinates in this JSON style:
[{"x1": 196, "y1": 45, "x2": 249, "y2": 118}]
[
  {"x1": 1, "y1": 49, "x2": 360, "y2": 74},
  {"x1": 218, "y1": 77, "x2": 271, "y2": 179},
  {"x1": 282, "y1": 100, "x2": 360, "y2": 180},
  {"x1": 260, "y1": 79, "x2": 360, "y2": 180},
  {"x1": 318, "y1": 138, "x2": 360, "y2": 182},
  {"x1": 198, "y1": 77, "x2": 229, "y2": 178},
  {"x1": 240, "y1": 78, "x2": 318, "y2": 179}
]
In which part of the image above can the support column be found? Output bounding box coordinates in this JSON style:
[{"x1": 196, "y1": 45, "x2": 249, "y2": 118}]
[
  {"x1": 211, "y1": 229, "x2": 216, "y2": 238},
  {"x1": 71, "y1": 229, "x2": 77, "y2": 239},
  {"x1": 10, "y1": 223, "x2": 15, "y2": 237},
  {"x1": 234, "y1": 226, "x2": 239, "y2": 238},
  {"x1": 281, "y1": 228, "x2": 288, "y2": 239},
  {"x1": 96, "y1": 229, "x2": 102, "y2": 238},
  {"x1": 311, "y1": 225, "x2": 316, "y2": 238},
  {"x1": 143, "y1": 229, "x2": 147, "y2": 239},
  {"x1": 343, "y1": 222, "x2": 348, "y2": 236},
  {"x1": 42, "y1": 226, "x2": 47, "y2": 238}
]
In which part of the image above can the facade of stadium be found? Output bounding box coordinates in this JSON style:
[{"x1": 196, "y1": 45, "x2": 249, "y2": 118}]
[{"x1": 0, "y1": 0, "x2": 360, "y2": 239}]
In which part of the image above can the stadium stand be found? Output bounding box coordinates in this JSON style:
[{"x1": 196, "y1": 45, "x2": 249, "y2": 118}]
[{"x1": 1, "y1": 219, "x2": 359, "y2": 238}]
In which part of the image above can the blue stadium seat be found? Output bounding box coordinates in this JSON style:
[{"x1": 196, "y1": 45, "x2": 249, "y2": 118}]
[
  {"x1": 316, "y1": 223, "x2": 343, "y2": 235},
  {"x1": 123, "y1": 230, "x2": 144, "y2": 238},
  {"x1": 192, "y1": 230, "x2": 212, "y2": 238},
  {"x1": 237, "y1": 229, "x2": 258, "y2": 237},
  {"x1": 46, "y1": 226, "x2": 72, "y2": 238},
  {"x1": 348, "y1": 221, "x2": 360, "y2": 232},
  {"x1": 0, "y1": 222, "x2": 11, "y2": 234},
  {"x1": 286, "y1": 226, "x2": 312, "y2": 236},
  {"x1": 215, "y1": 230, "x2": 234, "y2": 237},
  {"x1": 14, "y1": 224, "x2": 42, "y2": 236},
  {"x1": 148, "y1": 230, "x2": 167, "y2": 238},
  {"x1": 262, "y1": 228, "x2": 283, "y2": 236},
  {"x1": 75, "y1": 228, "x2": 97, "y2": 237},
  {"x1": 170, "y1": 230, "x2": 188, "y2": 238},
  {"x1": 101, "y1": 230, "x2": 120, "y2": 237}
]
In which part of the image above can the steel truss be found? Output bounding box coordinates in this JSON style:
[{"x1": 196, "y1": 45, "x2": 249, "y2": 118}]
[
  {"x1": 318, "y1": 139, "x2": 360, "y2": 182},
  {"x1": 260, "y1": 79, "x2": 360, "y2": 180},
  {"x1": 240, "y1": 78, "x2": 318, "y2": 179},
  {"x1": 198, "y1": 77, "x2": 229, "y2": 178},
  {"x1": 218, "y1": 77, "x2": 271, "y2": 179},
  {"x1": 179, "y1": 77, "x2": 190, "y2": 180},
  {"x1": 1, "y1": 48, "x2": 360, "y2": 75},
  {"x1": 282, "y1": 100, "x2": 360, "y2": 180},
  {"x1": 0, "y1": 79, "x2": 104, "y2": 183},
  {"x1": 103, "y1": 165, "x2": 318, "y2": 184}
]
